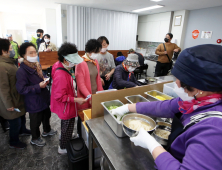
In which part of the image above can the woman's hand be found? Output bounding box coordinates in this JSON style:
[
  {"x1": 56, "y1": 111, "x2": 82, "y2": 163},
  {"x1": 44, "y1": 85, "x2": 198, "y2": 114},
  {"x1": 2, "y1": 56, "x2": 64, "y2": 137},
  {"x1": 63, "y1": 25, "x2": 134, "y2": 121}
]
[
  {"x1": 75, "y1": 98, "x2": 87, "y2": 105},
  {"x1": 130, "y1": 128, "x2": 162, "y2": 154},
  {"x1": 101, "y1": 78, "x2": 105, "y2": 86},
  {"x1": 105, "y1": 73, "x2": 111, "y2": 81},
  {"x1": 39, "y1": 81, "x2": 47, "y2": 88},
  {"x1": 7, "y1": 107, "x2": 14, "y2": 111}
]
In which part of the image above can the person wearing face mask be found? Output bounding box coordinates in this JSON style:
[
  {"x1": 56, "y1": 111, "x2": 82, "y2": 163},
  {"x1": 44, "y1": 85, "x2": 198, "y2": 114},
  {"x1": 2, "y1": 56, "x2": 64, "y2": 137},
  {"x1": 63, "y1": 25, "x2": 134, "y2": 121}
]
[
  {"x1": 16, "y1": 42, "x2": 57, "y2": 147},
  {"x1": 155, "y1": 33, "x2": 181, "y2": 77},
  {"x1": 36, "y1": 29, "x2": 44, "y2": 50},
  {"x1": 96, "y1": 36, "x2": 116, "y2": 90},
  {"x1": 112, "y1": 44, "x2": 222, "y2": 170},
  {"x1": 38, "y1": 34, "x2": 57, "y2": 52},
  {"x1": 6, "y1": 34, "x2": 20, "y2": 67},
  {"x1": 110, "y1": 54, "x2": 141, "y2": 90},
  {"x1": 50, "y1": 42, "x2": 86, "y2": 154},
  {"x1": 0, "y1": 38, "x2": 31, "y2": 149},
  {"x1": 75, "y1": 39, "x2": 103, "y2": 110}
]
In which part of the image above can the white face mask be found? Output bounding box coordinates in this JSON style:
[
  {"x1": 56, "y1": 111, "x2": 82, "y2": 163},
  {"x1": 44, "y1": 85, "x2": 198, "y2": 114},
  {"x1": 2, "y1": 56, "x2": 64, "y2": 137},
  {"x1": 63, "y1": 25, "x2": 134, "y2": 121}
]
[
  {"x1": 173, "y1": 83, "x2": 198, "y2": 101},
  {"x1": 128, "y1": 66, "x2": 136, "y2": 72},
  {"x1": 27, "y1": 56, "x2": 38, "y2": 63},
  {"x1": 90, "y1": 53, "x2": 98, "y2": 60},
  {"x1": 44, "y1": 39, "x2": 50, "y2": 43},
  {"x1": 18, "y1": 58, "x2": 24, "y2": 64},
  {"x1": 101, "y1": 48, "x2": 107, "y2": 53},
  {"x1": 67, "y1": 62, "x2": 75, "y2": 68}
]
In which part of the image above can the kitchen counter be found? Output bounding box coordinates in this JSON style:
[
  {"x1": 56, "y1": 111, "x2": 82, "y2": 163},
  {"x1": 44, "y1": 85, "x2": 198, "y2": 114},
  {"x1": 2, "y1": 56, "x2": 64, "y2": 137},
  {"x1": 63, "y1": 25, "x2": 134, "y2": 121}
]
[
  {"x1": 86, "y1": 117, "x2": 156, "y2": 170},
  {"x1": 138, "y1": 75, "x2": 176, "y2": 85}
]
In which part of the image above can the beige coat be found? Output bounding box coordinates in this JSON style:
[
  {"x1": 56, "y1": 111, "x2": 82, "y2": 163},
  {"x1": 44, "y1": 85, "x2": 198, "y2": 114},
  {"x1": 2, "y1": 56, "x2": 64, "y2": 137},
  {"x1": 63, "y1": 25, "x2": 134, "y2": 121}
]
[
  {"x1": 0, "y1": 56, "x2": 25, "y2": 120},
  {"x1": 38, "y1": 42, "x2": 57, "y2": 52}
]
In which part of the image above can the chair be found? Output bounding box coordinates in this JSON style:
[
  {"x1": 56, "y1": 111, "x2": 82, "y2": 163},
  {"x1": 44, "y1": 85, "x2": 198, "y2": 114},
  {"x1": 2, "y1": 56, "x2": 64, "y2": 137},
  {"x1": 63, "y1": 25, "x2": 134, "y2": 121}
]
[{"x1": 134, "y1": 64, "x2": 148, "y2": 79}]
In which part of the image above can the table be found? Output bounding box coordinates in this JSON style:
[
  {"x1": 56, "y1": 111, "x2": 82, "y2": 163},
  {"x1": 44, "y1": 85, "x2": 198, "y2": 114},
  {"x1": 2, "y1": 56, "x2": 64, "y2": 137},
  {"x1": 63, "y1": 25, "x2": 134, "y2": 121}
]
[{"x1": 86, "y1": 117, "x2": 156, "y2": 170}]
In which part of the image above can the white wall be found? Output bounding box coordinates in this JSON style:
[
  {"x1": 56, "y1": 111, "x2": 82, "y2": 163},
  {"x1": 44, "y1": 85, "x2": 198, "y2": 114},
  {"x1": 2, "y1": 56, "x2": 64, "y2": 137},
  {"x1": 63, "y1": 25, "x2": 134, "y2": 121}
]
[
  {"x1": 61, "y1": 10, "x2": 67, "y2": 43},
  {"x1": 45, "y1": 9, "x2": 57, "y2": 47},
  {"x1": 137, "y1": 12, "x2": 172, "y2": 42},
  {"x1": 56, "y1": 4, "x2": 63, "y2": 48},
  {"x1": 0, "y1": 12, "x2": 45, "y2": 44},
  {"x1": 171, "y1": 10, "x2": 189, "y2": 49},
  {"x1": 183, "y1": 6, "x2": 222, "y2": 48}
]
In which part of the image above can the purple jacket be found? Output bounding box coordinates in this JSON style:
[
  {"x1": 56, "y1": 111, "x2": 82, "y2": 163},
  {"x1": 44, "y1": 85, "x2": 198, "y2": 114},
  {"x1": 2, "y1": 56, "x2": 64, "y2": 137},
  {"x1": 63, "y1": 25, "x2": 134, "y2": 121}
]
[
  {"x1": 136, "y1": 98, "x2": 222, "y2": 170},
  {"x1": 16, "y1": 63, "x2": 50, "y2": 113}
]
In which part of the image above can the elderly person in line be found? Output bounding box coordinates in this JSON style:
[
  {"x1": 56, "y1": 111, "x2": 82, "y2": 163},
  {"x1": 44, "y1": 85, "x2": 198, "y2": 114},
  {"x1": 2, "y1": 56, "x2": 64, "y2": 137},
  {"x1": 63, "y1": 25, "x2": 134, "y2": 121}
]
[
  {"x1": 0, "y1": 38, "x2": 30, "y2": 149},
  {"x1": 110, "y1": 54, "x2": 141, "y2": 90},
  {"x1": 75, "y1": 39, "x2": 103, "y2": 110},
  {"x1": 16, "y1": 42, "x2": 57, "y2": 147},
  {"x1": 51, "y1": 42, "x2": 86, "y2": 154},
  {"x1": 113, "y1": 44, "x2": 222, "y2": 170}
]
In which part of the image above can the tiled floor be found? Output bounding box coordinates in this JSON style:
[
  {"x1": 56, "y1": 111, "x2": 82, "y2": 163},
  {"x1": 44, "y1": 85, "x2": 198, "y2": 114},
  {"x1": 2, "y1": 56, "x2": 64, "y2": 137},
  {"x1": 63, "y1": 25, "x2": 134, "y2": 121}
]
[{"x1": 0, "y1": 113, "x2": 78, "y2": 170}]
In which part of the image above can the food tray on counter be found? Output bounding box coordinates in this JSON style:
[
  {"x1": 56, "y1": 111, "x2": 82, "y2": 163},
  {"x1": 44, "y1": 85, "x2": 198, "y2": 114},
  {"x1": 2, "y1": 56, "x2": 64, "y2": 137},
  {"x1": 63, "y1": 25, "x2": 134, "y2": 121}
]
[
  {"x1": 125, "y1": 95, "x2": 149, "y2": 104},
  {"x1": 144, "y1": 90, "x2": 173, "y2": 101},
  {"x1": 101, "y1": 100, "x2": 127, "y2": 137}
]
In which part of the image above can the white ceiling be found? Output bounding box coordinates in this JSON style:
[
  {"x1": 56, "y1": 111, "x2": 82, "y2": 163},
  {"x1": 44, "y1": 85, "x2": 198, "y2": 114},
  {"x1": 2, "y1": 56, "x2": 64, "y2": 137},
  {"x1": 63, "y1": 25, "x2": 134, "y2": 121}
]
[{"x1": 1, "y1": 0, "x2": 222, "y2": 15}]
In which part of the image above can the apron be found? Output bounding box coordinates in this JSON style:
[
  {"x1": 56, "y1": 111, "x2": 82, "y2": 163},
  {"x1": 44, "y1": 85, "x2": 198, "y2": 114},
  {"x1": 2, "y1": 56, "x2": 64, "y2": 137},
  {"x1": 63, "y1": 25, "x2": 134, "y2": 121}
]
[{"x1": 166, "y1": 111, "x2": 222, "y2": 163}]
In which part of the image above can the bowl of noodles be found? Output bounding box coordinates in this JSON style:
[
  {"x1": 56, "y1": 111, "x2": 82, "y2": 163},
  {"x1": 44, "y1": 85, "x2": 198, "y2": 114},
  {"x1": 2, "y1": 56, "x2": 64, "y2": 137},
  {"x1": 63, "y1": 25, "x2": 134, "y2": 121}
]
[
  {"x1": 153, "y1": 121, "x2": 171, "y2": 146},
  {"x1": 122, "y1": 113, "x2": 156, "y2": 137}
]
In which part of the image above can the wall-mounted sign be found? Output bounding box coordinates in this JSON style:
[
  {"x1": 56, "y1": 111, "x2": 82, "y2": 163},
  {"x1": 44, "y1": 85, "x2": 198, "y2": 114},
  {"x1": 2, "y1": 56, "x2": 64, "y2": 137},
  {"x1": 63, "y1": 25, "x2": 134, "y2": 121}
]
[
  {"x1": 201, "y1": 31, "x2": 213, "y2": 39},
  {"x1": 174, "y1": 15, "x2": 182, "y2": 26},
  {"x1": 192, "y1": 30, "x2": 200, "y2": 39}
]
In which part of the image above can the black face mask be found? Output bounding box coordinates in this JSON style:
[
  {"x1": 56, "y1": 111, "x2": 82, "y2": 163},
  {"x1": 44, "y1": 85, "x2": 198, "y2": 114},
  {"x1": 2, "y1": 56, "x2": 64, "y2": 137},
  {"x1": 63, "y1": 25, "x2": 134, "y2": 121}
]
[
  {"x1": 37, "y1": 34, "x2": 40, "y2": 37},
  {"x1": 164, "y1": 38, "x2": 169, "y2": 42}
]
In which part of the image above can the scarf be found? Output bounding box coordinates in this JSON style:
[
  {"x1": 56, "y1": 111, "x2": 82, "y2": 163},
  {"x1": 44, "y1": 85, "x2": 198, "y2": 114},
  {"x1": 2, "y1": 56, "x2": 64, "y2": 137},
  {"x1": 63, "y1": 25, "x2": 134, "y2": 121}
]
[
  {"x1": 178, "y1": 93, "x2": 222, "y2": 114},
  {"x1": 23, "y1": 59, "x2": 44, "y2": 80},
  {"x1": 122, "y1": 62, "x2": 132, "y2": 79},
  {"x1": 82, "y1": 54, "x2": 97, "y2": 65}
]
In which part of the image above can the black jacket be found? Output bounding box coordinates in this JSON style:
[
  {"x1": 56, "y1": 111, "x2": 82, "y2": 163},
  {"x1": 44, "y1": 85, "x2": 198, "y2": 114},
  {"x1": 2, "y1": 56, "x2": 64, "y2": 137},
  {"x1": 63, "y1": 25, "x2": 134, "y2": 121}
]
[
  {"x1": 135, "y1": 52, "x2": 144, "y2": 66},
  {"x1": 36, "y1": 38, "x2": 44, "y2": 50},
  {"x1": 112, "y1": 65, "x2": 141, "y2": 90}
]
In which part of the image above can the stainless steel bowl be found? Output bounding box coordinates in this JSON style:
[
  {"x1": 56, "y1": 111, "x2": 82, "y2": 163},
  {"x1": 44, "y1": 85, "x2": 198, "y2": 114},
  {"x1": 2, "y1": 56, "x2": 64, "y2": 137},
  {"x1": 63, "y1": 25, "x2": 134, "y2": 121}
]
[
  {"x1": 145, "y1": 77, "x2": 157, "y2": 82},
  {"x1": 153, "y1": 121, "x2": 171, "y2": 146},
  {"x1": 122, "y1": 113, "x2": 156, "y2": 137}
]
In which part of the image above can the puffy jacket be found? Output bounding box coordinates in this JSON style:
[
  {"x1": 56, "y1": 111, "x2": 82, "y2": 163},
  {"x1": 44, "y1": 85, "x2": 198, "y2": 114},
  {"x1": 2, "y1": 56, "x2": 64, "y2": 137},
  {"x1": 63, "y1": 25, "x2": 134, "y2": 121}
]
[
  {"x1": 50, "y1": 61, "x2": 78, "y2": 120},
  {"x1": 16, "y1": 62, "x2": 50, "y2": 113},
  {"x1": 112, "y1": 64, "x2": 141, "y2": 89}
]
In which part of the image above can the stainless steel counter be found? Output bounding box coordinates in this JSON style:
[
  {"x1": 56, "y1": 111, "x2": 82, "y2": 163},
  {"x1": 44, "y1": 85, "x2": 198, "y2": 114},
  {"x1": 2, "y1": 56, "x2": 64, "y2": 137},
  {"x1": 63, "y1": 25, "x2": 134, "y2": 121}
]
[
  {"x1": 138, "y1": 75, "x2": 176, "y2": 85},
  {"x1": 86, "y1": 117, "x2": 156, "y2": 170}
]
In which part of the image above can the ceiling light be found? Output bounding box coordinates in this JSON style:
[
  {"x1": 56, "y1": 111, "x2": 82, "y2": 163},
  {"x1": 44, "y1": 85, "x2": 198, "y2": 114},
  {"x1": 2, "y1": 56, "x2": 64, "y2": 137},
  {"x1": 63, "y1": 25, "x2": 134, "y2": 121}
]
[
  {"x1": 132, "y1": 5, "x2": 164, "y2": 12},
  {"x1": 150, "y1": 0, "x2": 163, "y2": 2}
]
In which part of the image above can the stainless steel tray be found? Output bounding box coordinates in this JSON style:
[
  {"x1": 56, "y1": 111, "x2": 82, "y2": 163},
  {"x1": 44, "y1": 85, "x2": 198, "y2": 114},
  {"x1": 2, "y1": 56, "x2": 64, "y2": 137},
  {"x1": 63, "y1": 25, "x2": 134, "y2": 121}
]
[
  {"x1": 101, "y1": 100, "x2": 126, "y2": 137},
  {"x1": 144, "y1": 90, "x2": 173, "y2": 101},
  {"x1": 125, "y1": 95, "x2": 149, "y2": 104}
]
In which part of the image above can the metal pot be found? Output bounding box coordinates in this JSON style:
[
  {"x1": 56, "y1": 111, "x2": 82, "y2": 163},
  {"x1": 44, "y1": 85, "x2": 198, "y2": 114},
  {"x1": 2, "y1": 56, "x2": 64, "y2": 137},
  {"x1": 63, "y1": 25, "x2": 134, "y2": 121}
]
[
  {"x1": 153, "y1": 121, "x2": 171, "y2": 146},
  {"x1": 122, "y1": 113, "x2": 156, "y2": 137}
]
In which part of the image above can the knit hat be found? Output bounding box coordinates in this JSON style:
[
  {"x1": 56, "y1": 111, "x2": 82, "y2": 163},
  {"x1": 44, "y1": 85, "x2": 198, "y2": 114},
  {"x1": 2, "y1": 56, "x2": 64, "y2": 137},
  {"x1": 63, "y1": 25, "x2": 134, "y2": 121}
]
[
  {"x1": 128, "y1": 48, "x2": 135, "y2": 54},
  {"x1": 124, "y1": 54, "x2": 140, "y2": 67},
  {"x1": 171, "y1": 44, "x2": 222, "y2": 91}
]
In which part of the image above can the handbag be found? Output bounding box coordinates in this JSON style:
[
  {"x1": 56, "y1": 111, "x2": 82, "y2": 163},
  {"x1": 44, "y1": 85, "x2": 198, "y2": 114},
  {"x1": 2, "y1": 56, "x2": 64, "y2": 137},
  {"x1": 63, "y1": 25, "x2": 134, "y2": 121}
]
[{"x1": 163, "y1": 43, "x2": 173, "y2": 71}]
